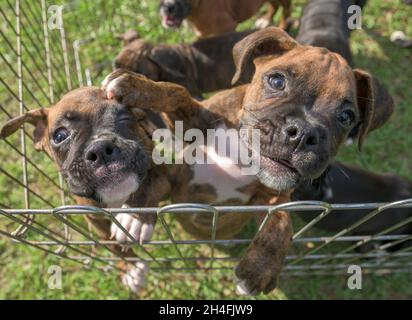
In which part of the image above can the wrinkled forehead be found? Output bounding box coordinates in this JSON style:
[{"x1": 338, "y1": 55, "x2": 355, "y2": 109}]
[
  {"x1": 49, "y1": 87, "x2": 120, "y2": 124},
  {"x1": 260, "y1": 46, "x2": 357, "y2": 102}
]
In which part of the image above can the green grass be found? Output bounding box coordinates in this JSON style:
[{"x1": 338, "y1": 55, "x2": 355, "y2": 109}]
[{"x1": 0, "y1": 0, "x2": 412, "y2": 299}]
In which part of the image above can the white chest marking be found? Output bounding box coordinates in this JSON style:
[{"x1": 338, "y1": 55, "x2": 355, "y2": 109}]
[{"x1": 187, "y1": 124, "x2": 256, "y2": 204}]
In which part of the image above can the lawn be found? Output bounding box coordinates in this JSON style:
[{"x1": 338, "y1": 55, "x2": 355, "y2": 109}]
[{"x1": 0, "y1": 0, "x2": 411, "y2": 299}]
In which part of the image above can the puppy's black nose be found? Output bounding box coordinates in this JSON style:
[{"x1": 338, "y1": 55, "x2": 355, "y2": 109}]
[
  {"x1": 164, "y1": 3, "x2": 177, "y2": 15},
  {"x1": 85, "y1": 140, "x2": 121, "y2": 165},
  {"x1": 283, "y1": 120, "x2": 321, "y2": 151}
]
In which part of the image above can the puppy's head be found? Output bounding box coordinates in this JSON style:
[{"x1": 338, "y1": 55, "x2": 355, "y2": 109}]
[
  {"x1": 113, "y1": 33, "x2": 187, "y2": 87},
  {"x1": 233, "y1": 27, "x2": 394, "y2": 191},
  {"x1": 0, "y1": 87, "x2": 150, "y2": 207},
  {"x1": 159, "y1": 0, "x2": 194, "y2": 28}
]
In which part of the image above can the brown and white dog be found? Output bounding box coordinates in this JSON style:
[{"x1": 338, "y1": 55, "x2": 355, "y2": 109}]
[
  {"x1": 101, "y1": 26, "x2": 394, "y2": 294},
  {"x1": 1, "y1": 27, "x2": 393, "y2": 296},
  {"x1": 159, "y1": 0, "x2": 292, "y2": 37},
  {"x1": 113, "y1": 29, "x2": 255, "y2": 97}
]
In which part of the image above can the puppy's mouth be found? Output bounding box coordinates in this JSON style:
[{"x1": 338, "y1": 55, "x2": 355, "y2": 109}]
[
  {"x1": 162, "y1": 15, "x2": 183, "y2": 28},
  {"x1": 97, "y1": 171, "x2": 140, "y2": 207},
  {"x1": 95, "y1": 162, "x2": 130, "y2": 180},
  {"x1": 260, "y1": 155, "x2": 300, "y2": 176},
  {"x1": 256, "y1": 155, "x2": 303, "y2": 191}
]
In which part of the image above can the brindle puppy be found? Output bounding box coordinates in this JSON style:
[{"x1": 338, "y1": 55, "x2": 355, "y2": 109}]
[
  {"x1": 2, "y1": 27, "x2": 394, "y2": 295},
  {"x1": 0, "y1": 83, "x2": 291, "y2": 296},
  {"x1": 113, "y1": 30, "x2": 254, "y2": 97},
  {"x1": 101, "y1": 25, "x2": 394, "y2": 295},
  {"x1": 0, "y1": 87, "x2": 172, "y2": 294}
]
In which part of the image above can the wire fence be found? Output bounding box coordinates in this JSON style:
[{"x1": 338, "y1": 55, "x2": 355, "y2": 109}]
[
  {"x1": 0, "y1": 0, "x2": 412, "y2": 286},
  {"x1": 1, "y1": 201, "x2": 412, "y2": 277}
]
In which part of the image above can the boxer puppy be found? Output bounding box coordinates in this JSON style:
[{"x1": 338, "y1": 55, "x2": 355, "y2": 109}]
[
  {"x1": 0, "y1": 87, "x2": 172, "y2": 294},
  {"x1": 292, "y1": 162, "x2": 412, "y2": 250},
  {"x1": 113, "y1": 30, "x2": 255, "y2": 97},
  {"x1": 2, "y1": 25, "x2": 394, "y2": 295},
  {"x1": 101, "y1": 24, "x2": 394, "y2": 295},
  {"x1": 1, "y1": 81, "x2": 292, "y2": 296},
  {"x1": 159, "y1": 0, "x2": 292, "y2": 37}
]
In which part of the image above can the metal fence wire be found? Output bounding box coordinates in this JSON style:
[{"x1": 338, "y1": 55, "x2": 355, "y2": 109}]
[{"x1": 1, "y1": 0, "x2": 412, "y2": 284}]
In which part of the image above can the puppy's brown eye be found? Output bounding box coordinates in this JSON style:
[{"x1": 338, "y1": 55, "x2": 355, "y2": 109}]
[
  {"x1": 338, "y1": 109, "x2": 356, "y2": 126},
  {"x1": 267, "y1": 74, "x2": 286, "y2": 91},
  {"x1": 53, "y1": 128, "x2": 70, "y2": 144}
]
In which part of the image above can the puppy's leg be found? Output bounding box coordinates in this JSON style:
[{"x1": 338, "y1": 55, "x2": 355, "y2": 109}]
[
  {"x1": 255, "y1": 2, "x2": 278, "y2": 29},
  {"x1": 101, "y1": 69, "x2": 217, "y2": 133},
  {"x1": 84, "y1": 212, "x2": 149, "y2": 294},
  {"x1": 108, "y1": 170, "x2": 172, "y2": 293},
  {"x1": 75, "y1": 197, "x2": 151, "y2": 295},
  {"x1": 112, "y1": 168, "x2": 171, "y2": 244},
  {"x1": 235, "y1": 209, "x2": 293, "y2": 295}
]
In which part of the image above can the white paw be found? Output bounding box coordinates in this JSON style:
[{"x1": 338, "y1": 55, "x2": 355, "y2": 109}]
[
  {"x1": 101, "y1": 75, "x2": 122, "y2": 100},
  {"x1": 111, "y1": 213, "x2": 154, "y2": 245},
  {"x1": 255, "y1": 18, "x2": 271, "y2": 29},
  {"x1": 121, "y1": 262, "x2": 149, "y2": 294},
  {"x1": 236, "y1": 280, "x2": 253, "y2": 296}
]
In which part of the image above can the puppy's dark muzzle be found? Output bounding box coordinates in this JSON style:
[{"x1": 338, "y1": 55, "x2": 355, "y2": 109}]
[
  {"x1": 160, "y1": 0, "x2": 192, "y2": 20},
  {"x1": 85, "y1": 140, "x2": 122, "y2": 167},
  {"x1": 282, "y1": 118, "x2": 326, "y2": 153}
]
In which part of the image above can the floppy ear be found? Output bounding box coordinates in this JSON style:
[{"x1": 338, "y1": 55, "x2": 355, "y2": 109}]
[
  {"x1": 0, "y1": 108, "x2": 49, "y2": 151},
  {"x1": 147, "y1": 46, "x2": 204, "y2": 95},
  {"x1": 354, "y1": 69, "x2": 394, "y2": 149},
  {"x1": 148, "y1": 47, "x2": 186, "y2": 80},
  {"x1": 232, "y1": 27, "x2": 298, "y2": 85}
]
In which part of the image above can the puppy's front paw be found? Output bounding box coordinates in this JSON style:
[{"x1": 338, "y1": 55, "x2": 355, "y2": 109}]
[
  {"x1": 235, "y1": 259, "x2": 279, "y2": 296},
  {"x1": 235, "y1": 210, "x2": 292, "y2": 295},
  {"x1": 111, "y1": 213, "x2": 154, "y2": 245},
  {"x1": 255, "y1": 18, "x2": 271, "y2": 29},
  {"x1": 121, "y1": 261, "x2": 149, "y2": 294},
  {"x1": 101, "y1": 69, "x2": 150, "y2": 106}
]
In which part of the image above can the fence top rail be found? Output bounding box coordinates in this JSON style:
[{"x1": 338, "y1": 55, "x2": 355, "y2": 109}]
[{"x1": 1, "y1": 199, "x2": 412, "y2": 215}]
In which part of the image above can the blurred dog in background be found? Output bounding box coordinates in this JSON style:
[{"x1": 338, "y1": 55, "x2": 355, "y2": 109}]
[
  {"x1": 113, "y1": 30, "x2": 255, "y2": 97},
  {"x1": 159, "y1": 0, "x2": 292, "y2": 37}
]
